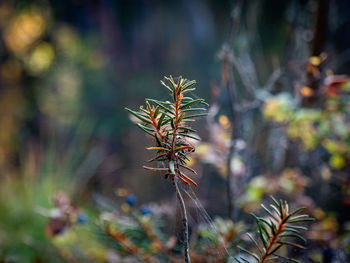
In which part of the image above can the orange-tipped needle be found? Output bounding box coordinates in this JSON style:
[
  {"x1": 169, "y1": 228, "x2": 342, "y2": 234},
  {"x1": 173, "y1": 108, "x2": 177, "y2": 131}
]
[
  {"x1": 143, "y1": 166, "x2": 169, "y2": 171},
  {"x1": 145, "y1": 147, "x2": 169, "y2": 151},
  {"x1": 179, "y1": 164, "x2": 197, "y2": 175},
  {"x1": 175, "y1": 146, "x2": 194, "y2": 152},
  {"x1": 147, "y1": 153, "x2": 168, "y2": 163},
  {"x1": 178, "y1": 171, "x2": 197, "y2": 187},
  {"x1": 178, "y1": 176, "x2": 189, "y2": 185}
]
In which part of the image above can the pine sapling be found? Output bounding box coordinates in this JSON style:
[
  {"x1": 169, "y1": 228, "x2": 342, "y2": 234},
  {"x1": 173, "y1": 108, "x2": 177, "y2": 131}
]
[{"x1": 125, "y1": 76, "x2": 208, "y2": 262}]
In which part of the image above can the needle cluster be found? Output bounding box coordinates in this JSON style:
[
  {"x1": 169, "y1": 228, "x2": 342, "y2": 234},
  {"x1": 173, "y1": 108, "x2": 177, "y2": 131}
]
[
  {"x1": 125, "y1": 76, "x2": 208, "y2": 186},
  {"x1": 237, "y1": 196, "x2": 314, "y2": 263}
]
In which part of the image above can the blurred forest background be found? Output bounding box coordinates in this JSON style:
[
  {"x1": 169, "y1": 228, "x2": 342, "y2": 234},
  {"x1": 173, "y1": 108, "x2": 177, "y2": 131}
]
[{"x1": 0, "y1": 0, "x2": 350, "y2": 262}]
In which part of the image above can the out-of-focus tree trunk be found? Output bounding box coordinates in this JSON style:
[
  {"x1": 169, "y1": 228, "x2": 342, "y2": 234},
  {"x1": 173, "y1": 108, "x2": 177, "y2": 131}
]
[{"x1": 302, "y1": 0, "x2": 330, "y2": 106}]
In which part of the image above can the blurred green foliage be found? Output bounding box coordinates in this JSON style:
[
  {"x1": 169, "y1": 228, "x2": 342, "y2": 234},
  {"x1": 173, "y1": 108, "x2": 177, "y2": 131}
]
[{"x1": 263, "y1": 76, "x2": 350, "y2": 169}]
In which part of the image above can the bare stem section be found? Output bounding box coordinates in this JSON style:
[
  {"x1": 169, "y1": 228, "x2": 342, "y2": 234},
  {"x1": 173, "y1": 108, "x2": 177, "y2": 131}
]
[{"x1": 173, "y1": 178, "x2": 190, "y2": 263}]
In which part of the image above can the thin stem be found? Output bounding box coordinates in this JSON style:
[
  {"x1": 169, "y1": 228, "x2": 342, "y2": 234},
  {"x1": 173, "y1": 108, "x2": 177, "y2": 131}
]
[
  {"x1": 170, "y1": 85, "x2": 182, "y2": 160},
  {"x1": 173, "y1": 178, "x2": 190, "y2": 263},
  {"x1": 223, "y1": 0, "x2": 243, "y2": 220},
  {"x1": 259, "y1": 219, "x2": 284, "y2": 263},
  {"x1": 224, "y1": 47, "x2": 238, "y2": 221}
]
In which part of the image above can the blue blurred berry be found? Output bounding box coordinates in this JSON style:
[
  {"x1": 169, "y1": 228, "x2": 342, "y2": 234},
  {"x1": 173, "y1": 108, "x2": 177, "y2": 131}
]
[
  {"x1": 77, "y1": 213, "x2": 88, "y2": 224},
  {"x1": 140, "y1": 205, "x2": 151, "y2": 215},
  {"x1": 125, "y1": 194, "x2": 137, "y2": 206}
]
